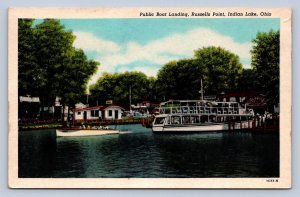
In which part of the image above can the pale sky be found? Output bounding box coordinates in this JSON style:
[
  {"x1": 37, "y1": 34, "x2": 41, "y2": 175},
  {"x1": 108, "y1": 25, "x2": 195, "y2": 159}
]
[{"x1": 58, "y1": 18, "x2": 280, "y2": 85}]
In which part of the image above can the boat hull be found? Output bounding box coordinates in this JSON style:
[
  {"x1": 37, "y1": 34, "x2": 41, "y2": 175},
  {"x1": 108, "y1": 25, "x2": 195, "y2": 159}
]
[
  {"x1": 56, "y1": 129, "x2": 119, "y2": 137},
  {"x1": 152, "y1": 121, "x2": 252, "y2": 133}
]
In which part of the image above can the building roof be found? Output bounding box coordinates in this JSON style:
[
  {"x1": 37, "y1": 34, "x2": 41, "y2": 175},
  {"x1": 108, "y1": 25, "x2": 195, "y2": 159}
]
[
  {"x1": 217, "y1": 90, "x2": 264, "y2": 98},
  {"x1": 74, "y1": 105, "x2": 103, "y2": 112},
  {"x1": 142, "y1": 100, "x2": 159, "y2": 106},
  {"x1": 102, "y1": 105, "x2": 125, "y2": 111},
  {"x1": 19, "y1": 96, "x2": 40, "y2": 103}
]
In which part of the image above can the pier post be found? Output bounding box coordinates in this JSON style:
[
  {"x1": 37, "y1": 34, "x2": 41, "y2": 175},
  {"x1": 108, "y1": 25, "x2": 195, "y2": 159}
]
[{"x1": 259, "y1": 116, "x2": 262, "y2": 127}]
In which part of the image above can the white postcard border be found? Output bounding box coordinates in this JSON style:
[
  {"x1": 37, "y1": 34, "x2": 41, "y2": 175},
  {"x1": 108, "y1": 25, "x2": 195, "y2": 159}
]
[{"x1": 8, "y1": 7, "x2": 292, "y2": 188}]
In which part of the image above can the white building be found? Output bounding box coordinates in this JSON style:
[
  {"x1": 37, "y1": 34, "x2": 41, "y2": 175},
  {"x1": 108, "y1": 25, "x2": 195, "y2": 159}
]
[
  {"x1": 74, "y1": 106, "x2": 103, "y2": 121},
  {"x1": 102, "y1": 105, "x2": 124, "y2": 120},
  {"x1": 73, "y1": 105, "x2": 125, "y2": 121}
]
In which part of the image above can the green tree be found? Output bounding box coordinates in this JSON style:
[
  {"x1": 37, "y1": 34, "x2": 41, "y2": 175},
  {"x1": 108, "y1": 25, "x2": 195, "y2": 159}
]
[
  {"x1": 251, "y1": 30, "x2": 280, "y2": 106},
  {"x1": 147, "y1": 76, "x2": 158, "y2": 101},
  {"x1": 156, "y1": 59, "x2": 208, "y2": 100},
  {"x1": 237, "y1": 68, "x2": 259, "y2": 91},
  {"x1": 55, "y1": 49, "x2": 99, "y2": 120},
  {"x1": 156, "y1": 46, "x2": 243, "y2": 100},
  {"x1": 18, "y1": 19, "x2": 99, "y2": 120},
  {"x1": 156, "y1": 60, "x2": 179, "y2": 100},
  {"x1": 194, "y1": 46, "x2": 243, "y2": 95},
  {"x1": 90, "y1": 71, "x2": 154, "y2": 107},
  {"x1": 117, "y1": 71, "x2": 150, "y2": 105},
  {"x1": 33, "y1": 19, "x2": 76, "y2": 102},
  {"x1": 18, "y1": 19, "x2": 45, "y2": 96},
  {"x1": 89, "y1": 73, "x2": 120, "y2": 105}
]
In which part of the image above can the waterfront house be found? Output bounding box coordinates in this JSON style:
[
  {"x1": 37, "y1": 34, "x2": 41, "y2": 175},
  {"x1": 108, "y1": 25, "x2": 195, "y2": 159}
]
[
  {"x1": 217, "y1": 90, "x2": 269, "y2": 114},
  {"x1": 102, "y1": 105, "x2": 124, "y2": 120},
  {"x1": 74, "y1": 106, "x2": 103, "y2": 121},
  {"x1": 73, "y1": 104, "x2": 125, "y2": 121}
]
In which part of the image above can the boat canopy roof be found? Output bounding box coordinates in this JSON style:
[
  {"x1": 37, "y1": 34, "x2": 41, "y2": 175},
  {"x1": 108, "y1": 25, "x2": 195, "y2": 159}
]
[
  {"x1": 160, "y1": 100, "x2": 240, "y2": 107},
  {"x1": 155, "y1": 114, "x2": 168, "y2": 118}
]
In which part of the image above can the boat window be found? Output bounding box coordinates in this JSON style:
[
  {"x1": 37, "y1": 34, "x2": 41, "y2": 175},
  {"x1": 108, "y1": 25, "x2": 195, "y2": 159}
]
[
  {"x1": 182, "y1": 106, "x2": 189, "y2": 113},
  {"x1": 191, "y1": 116, "x2": 200, "y2": 123},
  {"x1": 166, "y1": 116, "x2": 171, "y2": 124},
  {"x1": 171, "y1": 116, "x2": 181, "y2": 124},
  {"x1": 182, "y1": 116, "x2": 191, "y2": 124},
  {"x1": 165, "y1": 108, "x2": 171, "y2": 114},
  {"x1": 77, "y1": 112, "x2": 81, "y2": 115},
  {"x1": 211, "y1": 107, "x2": 217, "y2": 114},
  {"x1": 201, "y1": 115, "x2": 208, "y2": 123},
  {"x1": 154, "y1": 117, "x2": 165, "y2": 125},
  {"x1": 189, "y1": 102, "x2": 196, "y2": 106}
]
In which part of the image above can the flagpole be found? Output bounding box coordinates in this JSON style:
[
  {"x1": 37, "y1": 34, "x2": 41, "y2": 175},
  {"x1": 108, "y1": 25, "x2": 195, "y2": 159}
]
[
  {"x1": 129, "y1": 85, "x2": 132, "y2": 113},
  {"x1": 200, "y1": 78, "x2": 204, "y2": 100}
]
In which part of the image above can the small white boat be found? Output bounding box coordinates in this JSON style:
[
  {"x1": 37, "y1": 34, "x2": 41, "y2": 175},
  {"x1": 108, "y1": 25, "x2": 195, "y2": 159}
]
[{"x1": 56, "y1": 128, "x2": 119, "y2": 137}]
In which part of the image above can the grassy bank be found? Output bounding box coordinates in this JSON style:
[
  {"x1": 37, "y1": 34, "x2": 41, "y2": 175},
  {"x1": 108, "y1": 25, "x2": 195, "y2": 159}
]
[
  {"x1": 19, "y1": 123, "x2": 64, "y2": 131},
  {"x1": 18, "y1": 117, "x2": 153, "y2": 131}
]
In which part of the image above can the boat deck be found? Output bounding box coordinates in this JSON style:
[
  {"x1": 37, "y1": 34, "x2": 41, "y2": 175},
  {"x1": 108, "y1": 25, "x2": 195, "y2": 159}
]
[{"x1": 56, "y1": 129, "x2": 119, "y2": 137}]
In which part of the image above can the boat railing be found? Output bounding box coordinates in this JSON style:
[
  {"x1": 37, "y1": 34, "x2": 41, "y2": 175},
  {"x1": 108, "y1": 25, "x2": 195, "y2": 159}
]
[{"x1": 158, "y1": 106, "x2": 249, "y2": 116}]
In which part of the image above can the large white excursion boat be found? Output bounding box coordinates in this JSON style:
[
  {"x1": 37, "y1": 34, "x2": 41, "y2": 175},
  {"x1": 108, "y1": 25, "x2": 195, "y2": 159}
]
[{"x1": 152, "y1": 100, "x2": 254, "y2": 133}]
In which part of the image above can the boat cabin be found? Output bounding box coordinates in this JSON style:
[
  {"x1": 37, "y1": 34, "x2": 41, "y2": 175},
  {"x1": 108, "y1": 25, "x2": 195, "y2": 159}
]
[
  {"x1": 153, "y1": 100, "x2": 253, "y2": 127},
  {"x1": 158, "y1": 100, "x2": 246, "y2": 116},
  {"x1": 153, "y1": 113, "x2": 251, "y2": 126}
]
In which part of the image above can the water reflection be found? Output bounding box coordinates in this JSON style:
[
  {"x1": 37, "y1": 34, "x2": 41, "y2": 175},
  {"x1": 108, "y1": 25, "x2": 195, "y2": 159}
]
[
  {"x1": 19, "y1": 129, "x2": 57, "y2": 177},
  {"x1": 18, "y1": 125, "x2": 279, "y2": 178}
]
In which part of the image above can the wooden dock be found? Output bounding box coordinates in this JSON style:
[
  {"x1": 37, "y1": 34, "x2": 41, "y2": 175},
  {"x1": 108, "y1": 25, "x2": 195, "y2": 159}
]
[
  {"x1": 140, "y1": 117, "x2": 154, "y2": 128},
  {"x1": 228, "y1": 116, "x2": 279, "y2": 133}
]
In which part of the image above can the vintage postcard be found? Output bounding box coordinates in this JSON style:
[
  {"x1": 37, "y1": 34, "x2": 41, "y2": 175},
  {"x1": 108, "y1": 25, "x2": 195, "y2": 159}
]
[{"x1": 8, "y1": 7, "x2": 291, "y2": 188}]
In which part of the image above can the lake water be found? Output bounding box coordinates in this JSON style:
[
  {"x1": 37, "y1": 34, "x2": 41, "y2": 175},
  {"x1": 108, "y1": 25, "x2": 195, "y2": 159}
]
[{"x1": 19, "y1": 124, "x2": 279, "y2": 178}]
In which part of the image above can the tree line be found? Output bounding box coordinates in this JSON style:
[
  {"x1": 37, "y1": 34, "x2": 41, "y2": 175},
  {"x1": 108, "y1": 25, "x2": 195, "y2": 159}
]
[
  {"x1": 89, "y1": 72, "x2": 156, "y2": 106},
  {"x1": 90, "y1": 30, "x2": 279, "y2": 109},
  {"x1": 18, "y1": 18, "x2": 279, "y2": 120}
]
